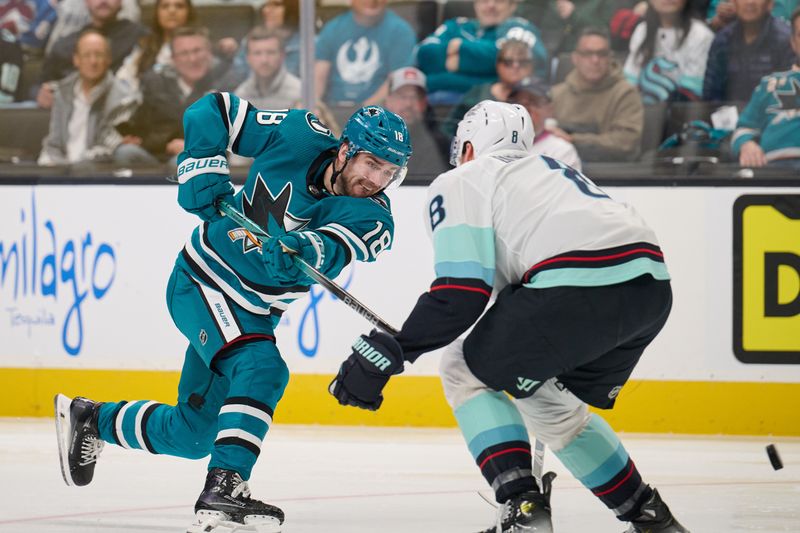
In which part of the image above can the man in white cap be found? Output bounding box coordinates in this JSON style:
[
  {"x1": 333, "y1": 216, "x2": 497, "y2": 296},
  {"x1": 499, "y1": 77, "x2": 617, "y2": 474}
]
[{"x1": 384, "y1": 66, "x2": 449, "y2": 178}]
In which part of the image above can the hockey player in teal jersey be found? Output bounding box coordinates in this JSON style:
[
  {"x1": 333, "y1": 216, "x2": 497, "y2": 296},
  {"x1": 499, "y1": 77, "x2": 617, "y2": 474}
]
[
  {"x1": 330, "y1": 101, "x2": 688, "y2": 533},
  {"x1": 54, "y1": 94, "x2": 412, "y2": 532},
  {"x1": 732, "y1": 7, "x2": 800, "y2": 169}
]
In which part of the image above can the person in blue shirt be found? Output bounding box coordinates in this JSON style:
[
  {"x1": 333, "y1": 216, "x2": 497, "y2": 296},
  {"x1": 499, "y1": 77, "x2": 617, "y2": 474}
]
[
  {"x1": 416, "y1": 0, "x2": 549, "y2": 98},
  {"x1": 54, "y1": 95, "x2": 412, "y2": 533},
  {"x1": 315, "y1": 0, "x2": 416, "y2": 106},
  {"x1": 703, "y1": 0, "x2": 795, "y2": 103}
]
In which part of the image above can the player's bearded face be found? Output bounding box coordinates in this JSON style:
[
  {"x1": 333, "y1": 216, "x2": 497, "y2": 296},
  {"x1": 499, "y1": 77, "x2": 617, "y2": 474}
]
[{"x1": 338, "y1": 152, "x2": 399, "y2": 198}]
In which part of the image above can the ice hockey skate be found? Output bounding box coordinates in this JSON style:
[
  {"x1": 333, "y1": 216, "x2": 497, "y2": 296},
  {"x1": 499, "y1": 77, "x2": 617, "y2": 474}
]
[
  {"x1": 478, "y1": 472, "x2": 556, "y2": 533},
  {"x1": 54, "y1": 393, "x2": 104, "y2": 487},
  {"x1": 186, "y1": 468, "x2": 284, "y2": 533},
  {"x1": 624, "y1": 489, "x2": 690, "y2": 532}
]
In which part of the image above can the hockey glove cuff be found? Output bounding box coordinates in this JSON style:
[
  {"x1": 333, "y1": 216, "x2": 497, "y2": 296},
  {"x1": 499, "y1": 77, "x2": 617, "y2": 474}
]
[
  {"x1": 176, "y1": 155, "x2": 233, "y2": 222},
  {"x1": 262, "y1": 231, "x2": 324, "y2": 284},
  {"x1": 329, "y1": 330, "x2": 404, "y2": 411}
]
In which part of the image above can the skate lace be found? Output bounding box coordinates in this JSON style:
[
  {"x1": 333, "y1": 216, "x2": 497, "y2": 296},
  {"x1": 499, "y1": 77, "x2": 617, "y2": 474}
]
[
  {"x1": 79, "y1": 435, "x2": 104, "y2": 466},
  {"x1": 494, "y1": 499, "x2": 515, "y2": 532},
  {"x1": 230, "y1": 476, "x2": 252, "y2": 500}
]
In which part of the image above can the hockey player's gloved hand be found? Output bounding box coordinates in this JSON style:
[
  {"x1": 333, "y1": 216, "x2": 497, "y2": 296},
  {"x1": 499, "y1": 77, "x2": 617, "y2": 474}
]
[
  {"x1": 176, "y1": 155, "x2": 233, "y2": 222},
  {"x1": 262, "y1": 231, "x2": 323, "y2": 284},
  {"x1": 329, "y1": 330, "x2": 404, "y2": 411}
]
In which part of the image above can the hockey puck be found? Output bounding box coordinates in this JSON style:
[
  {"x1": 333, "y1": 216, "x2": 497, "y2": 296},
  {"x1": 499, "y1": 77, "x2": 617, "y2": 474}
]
[{"x1": 766, "y1": 444, "x2": 783, "y2": 470}]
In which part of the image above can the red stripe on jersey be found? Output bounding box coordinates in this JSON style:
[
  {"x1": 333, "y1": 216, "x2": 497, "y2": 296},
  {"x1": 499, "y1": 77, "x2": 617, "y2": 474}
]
[
  {"x1": 530, "y1": 248, "x2": 664, "y2": 271},
  {"x1": 430, "y1": 284, "x2": 492, "y2": 298}
]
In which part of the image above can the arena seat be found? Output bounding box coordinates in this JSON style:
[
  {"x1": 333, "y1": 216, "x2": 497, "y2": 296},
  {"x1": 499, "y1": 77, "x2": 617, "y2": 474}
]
[{"x1": 0, "y1": 105, "x2": 51, "y2": 162}]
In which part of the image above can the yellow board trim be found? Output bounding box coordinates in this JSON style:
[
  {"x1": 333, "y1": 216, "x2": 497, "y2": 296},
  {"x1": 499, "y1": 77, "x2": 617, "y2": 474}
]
[{"x1": 3, "y1": 368, "x2": 799, "y2": 436}]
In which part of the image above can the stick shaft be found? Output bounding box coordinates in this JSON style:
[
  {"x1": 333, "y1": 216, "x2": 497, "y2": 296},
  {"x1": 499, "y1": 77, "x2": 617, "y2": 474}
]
[{"x1": 216, "y1": 200, "x2": 399, "y2": 336}]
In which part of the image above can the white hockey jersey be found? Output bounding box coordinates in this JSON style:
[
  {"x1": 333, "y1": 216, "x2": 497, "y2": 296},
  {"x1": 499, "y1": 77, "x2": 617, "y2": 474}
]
[{"x1": 425, "y1": 150, "x2": 670, "y2": 292}]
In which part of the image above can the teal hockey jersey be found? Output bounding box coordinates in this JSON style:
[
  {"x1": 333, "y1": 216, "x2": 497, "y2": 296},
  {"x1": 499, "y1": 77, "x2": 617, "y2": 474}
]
[
  {"x1": 175, "y1": 92, "x2": 395, "y2": 321},
  {"x1": 731, "y1": 66, "x2": 800, "y2": 161}
]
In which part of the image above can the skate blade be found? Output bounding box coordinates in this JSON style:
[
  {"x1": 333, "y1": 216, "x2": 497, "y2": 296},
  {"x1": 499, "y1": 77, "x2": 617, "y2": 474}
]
[
  {"x1": 54, "y1": 394, "x2": 76, "y2": 487},
  {"x1": 187, "y1": 511, "x2": 281, "y2": 533}
]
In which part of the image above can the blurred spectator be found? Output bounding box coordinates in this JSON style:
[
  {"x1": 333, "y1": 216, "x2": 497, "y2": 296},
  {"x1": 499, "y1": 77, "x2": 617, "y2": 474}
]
[
  {"x1": 416, "y1": 0, "x2": 548, "y2": 98},
  {"x1": 774, "y1": 0, "x2": 799, "y2": 21},
  {"x1": 0, "y1": 29, "x2": 23, "y2": 103},
  {"x1": 708, "y1": 0, "x2": 738, "y2": 30},
  {"x1": 116, "y1": 0, "x2": 197, "y2": 91},
  {"x1": 731, "y1": 8, "x2": 800, "y2": 169},
  {"x1": 234, "y1": 0, "x2": 300, "y2": 79},
  {"x1": 383, "y1": 66, "x2": 450, "y2": 177},
  {"x1": 623, "y1": 0, "x2": 714, "y2": 102},
  {"x1": 703, "y1": 0, "x2": 794, "y2": 102},
  {"x1": 44, "y1": 0, "x2": 140, "y2": 54},
  {"x1": 443, "y1": 39, "x2": 535, "y2": 136},
  {"x1": 38, "y1": 29, "x2": 138, "y2": 166},
  {"x1": 509, "y1": 76, "x2": 582, "y2": 168},
  {"x1": 38, "y1": 0, "x2": 148, "y2": 108},
  {"x1": 0, "y1": 0, "x2": 57, "y2": 51},
  {"x1": 541, "y1": 0, "x2": 616, "y2": 55},
  {"x1": 234, "y1": 27, "x2": 300, "y2": 109},
  {"x1": 315, "y1": 0, "x2": 415, "y2": 106},
  {"x1": 552, "y1": 27, "x2": 643, "y2": 161},
  {"x1": 115, "y1": 26, "x2": 225, "y2": 165}
]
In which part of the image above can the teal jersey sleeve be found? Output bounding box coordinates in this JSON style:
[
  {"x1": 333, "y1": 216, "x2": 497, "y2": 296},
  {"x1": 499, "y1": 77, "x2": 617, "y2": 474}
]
[
  {"x1": 313, "y1": 194, "x2": 395, "y2": 267},
  {"x1": 459, "y1": 19, "x2": 549, "y2": 80},
  {"x1": 731, "y1": 76, "x2": 769, "y2": 155}
]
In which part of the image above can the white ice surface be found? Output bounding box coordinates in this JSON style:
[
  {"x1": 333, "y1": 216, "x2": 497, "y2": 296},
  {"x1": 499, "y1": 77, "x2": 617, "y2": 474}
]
[{"x1": 1, "y1": 419, "x2": 798, "y2": 532}]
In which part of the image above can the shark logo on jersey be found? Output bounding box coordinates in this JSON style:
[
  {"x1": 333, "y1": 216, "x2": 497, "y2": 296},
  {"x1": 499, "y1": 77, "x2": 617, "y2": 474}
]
[
  {"x1": 336, "y1": 37, "x2": 380, "y2": 84},
  {"x1": 231, "y1": 174, "x2": 310, "y2": 253},
  {"x1": 767, "y1": 76, "x2": 800, "y2": 124}
]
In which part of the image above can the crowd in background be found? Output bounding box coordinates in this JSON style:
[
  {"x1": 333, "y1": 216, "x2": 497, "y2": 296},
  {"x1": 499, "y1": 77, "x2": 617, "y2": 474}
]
[{"x1": 0, "y1": 0, "x2": 799, "y2": 174}]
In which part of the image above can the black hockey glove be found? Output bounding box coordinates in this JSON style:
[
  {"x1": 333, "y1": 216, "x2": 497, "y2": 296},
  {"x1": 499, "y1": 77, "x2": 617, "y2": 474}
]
[{"x1": 329, "y1": 330, "x2": 404, "y2": 411}]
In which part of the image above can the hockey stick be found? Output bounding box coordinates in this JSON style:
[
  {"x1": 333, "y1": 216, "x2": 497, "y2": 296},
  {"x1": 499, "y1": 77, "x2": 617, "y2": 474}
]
[
  {"x1": 216, "y1": 199, "x2": 400, "y2": 336},
  {"x1": 533, "y1": 438, "x2": 545, "y2": 488}
]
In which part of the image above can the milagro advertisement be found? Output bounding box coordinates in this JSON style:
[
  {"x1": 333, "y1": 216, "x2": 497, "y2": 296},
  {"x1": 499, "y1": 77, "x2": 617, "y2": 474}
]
[{"x1": 2, "y1": 183, "x2": 800, "y2": 382}]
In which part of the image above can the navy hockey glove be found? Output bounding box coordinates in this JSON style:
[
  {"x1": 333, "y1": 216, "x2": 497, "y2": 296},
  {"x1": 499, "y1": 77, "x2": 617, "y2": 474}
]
[
  {"x1": 176, "y1": 155, "x2": 233, "y2": 222},
  {"x1": 262, "y1": 231, "x2": 324, "y2": 284},
  {"x1": 329, "y1": 330, "x2": 404, "y2": 411}
]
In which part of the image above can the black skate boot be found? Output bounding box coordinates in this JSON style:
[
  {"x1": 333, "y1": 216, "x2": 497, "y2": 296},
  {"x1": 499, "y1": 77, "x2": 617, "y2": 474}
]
[
  {"x1": 478, "y1": 472, "x2": 557, "y2": 533},
  {"x1": 624, "y1": 488, "x2": 690, "y2": 532},
  {"x1": 188, "y1": 468, "x2": 284, "y2": 533},
  {"x1": 54, "y1": 394, "x2": 104, "y2": 487}
]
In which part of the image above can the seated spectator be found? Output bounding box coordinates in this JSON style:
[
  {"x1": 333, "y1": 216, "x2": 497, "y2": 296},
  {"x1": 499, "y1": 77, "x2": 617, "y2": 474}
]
[
  {"x1": 115, "y1": 0, "x2": 197, "y2": 91},
  {"x1": 37, "y1": 29, "x2": 138, "y2": 166},
  {"x1": 703, "y1": 0, "x2": 794, "y2": 102},
  {"x1": 37, "y1": 0, "x2": 148, "y2": 108},
  {"x1": 731, "y1": 8, "x2": 800, "y2": 169},
  {"x1": 315, "y1": 0, "x2": 415, "y2": 107},
  {"x1": 552, "y1": 27, "x2": 643, "y2": 161},
  {"x1": 383, "y1": 66, "x2": 450, "y2": 177},
  {"x1": 115, "y1": 26, "x2": 227, "y2": 165},
  {"x1": 623, "y1": 0, "x2": 714, "y2": 102},
  {"x1": 416, "y1": 0, "x2": 548, "y2": 98},
  {"x1": 509, "y1": 76, "x2": 582, "y2": 169},
  {"x1": 443, "y1": 39, "x2": 535, "y2": 137},
  {"x1": 541, "y1": 0, "x2": 616, "y2": 55},
  {"x1": 232, "y1": 0, "x2": 300, "y2": 81},
  {"x1": 44, "y1": 0, "x2": 140, "y2": 54},
  {"x1": 234, "y1": 27, "x2": 300, "y2": 109},
  {"x1": 0, "y1": 28, "x2": 23, "y2": 103},
  {"x1": 0, "y1": 0, "x2": 57, "y2": 51}
]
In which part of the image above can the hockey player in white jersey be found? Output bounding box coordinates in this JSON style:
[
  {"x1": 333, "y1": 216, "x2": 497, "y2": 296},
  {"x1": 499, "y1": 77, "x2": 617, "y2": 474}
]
[{"x1": 330, "y1": 101, "x2": 689, "y2": 532}]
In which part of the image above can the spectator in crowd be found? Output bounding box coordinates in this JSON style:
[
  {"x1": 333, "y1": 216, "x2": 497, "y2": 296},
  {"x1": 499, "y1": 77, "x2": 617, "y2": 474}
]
[
  {"x1": 608, "y1": 0, "x2": 647, "y2": 51},
  {"x1": 0, "y1": 0, "x2": 57, "y2": 51},
  {"x1": 731, "y1": 7, "x2": 800, "y2": 169},
  {"x1": 509, "y1": 76, "x2": 583, "y2": 168},
  {"x1": 38, "y1": 29, "x2": 138, "y2": 166},
  {"x1": 0, "y1": 28, "x2": 23, "y2": 103},
  {"x1": 443, "y1": 39, "x2": 535, "y2": 136},
  {"x1": 623, "y1": 0, "x2": 714, "y2": 102},
  {"x1": 703, "y1": 0, "x2": 794, "y2": 102},
  {"x1": 708, "y1": 0, "x2": 738, "y2": 30},
  {"x1": 383, "y1": 66, "x2": 450, "y2": 176},
  {"x1": 540, "y1": 0, "x2": 616, "y2": 56},
  {"x1": 37, "y1": 0, "x2": 148, "y2": 108},
  {"x1": 115, "y1": 0, "x2": 196, "y2": 91},
  {"x1": 44, "y1": 0, "x2": 140, "y2": 55},
  {"x1": 552, "y1": 27, "x2": 643, "y2": 161},
  {"x1": 315, "y1": 0, "x2": 416, "y2": 107},
  {"x1": 416, "y1": 0, "x2": 548, "y2": 99},
  {"x1": 234, "y1": 27, "x2": 300, "y2": 109},
  {"x1": 115, "y1": 26, "x2": 225, "y2": 165}
]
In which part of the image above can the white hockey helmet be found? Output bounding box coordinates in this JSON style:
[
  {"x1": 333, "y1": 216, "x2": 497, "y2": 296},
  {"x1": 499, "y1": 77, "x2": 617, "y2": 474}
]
[{"x1": 449, "y1": 100, "x2": 535, "y2": 167}]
